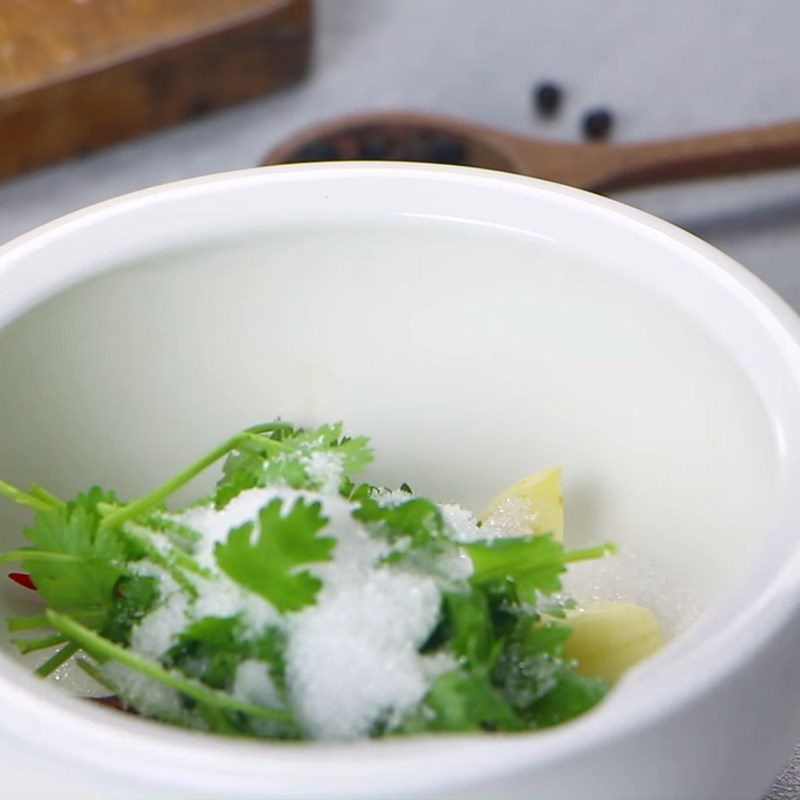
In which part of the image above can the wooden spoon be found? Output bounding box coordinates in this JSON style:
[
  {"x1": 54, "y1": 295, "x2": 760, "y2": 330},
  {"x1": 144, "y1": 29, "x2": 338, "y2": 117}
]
[{"x1": 262, "y1": 111, "x2": 800, "y2": 193}]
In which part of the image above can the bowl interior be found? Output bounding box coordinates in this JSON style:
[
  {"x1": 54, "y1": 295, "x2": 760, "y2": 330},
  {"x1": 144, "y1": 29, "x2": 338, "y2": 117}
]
[
  {"x1": 0, "y1": 166, "x2": 795, "y2": 795},
  {"x1": 0, "y1": 216, "x2": 777, "y2": 629}
]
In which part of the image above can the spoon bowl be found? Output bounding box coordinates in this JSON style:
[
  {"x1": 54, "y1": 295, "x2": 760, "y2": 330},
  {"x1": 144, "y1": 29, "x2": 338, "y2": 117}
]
[{"x1": 263, "y1": 110, "x2": 800, "y2": 192}]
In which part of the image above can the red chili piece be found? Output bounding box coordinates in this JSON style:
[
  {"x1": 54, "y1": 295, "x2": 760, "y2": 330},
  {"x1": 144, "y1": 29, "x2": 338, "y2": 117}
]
[{"x1": 8, "y1": 572, "x2": 37, "y2": 591}]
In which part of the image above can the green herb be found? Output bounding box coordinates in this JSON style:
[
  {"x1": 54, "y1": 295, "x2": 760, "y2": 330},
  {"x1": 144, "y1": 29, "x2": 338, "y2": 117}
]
[
  {"x1": 215, "y1": 498, "x2": 335, "y2": 613},
  {"x1": 166, "y1": 616, "x2": 288, "y2": 704},
  {"x1": 46, "y1": 610, "x2": 294, "y2": 725},
  {"x1": 440, "y1": 591, "x2": 495, "y2": 668},
  {"x1": 0, "y1": 419, "x2": 614, "y2": 741},
  {"x1": 21, "y1": 488, "x2": 134, "y2": 628},
  {"x1": 215, "y1": 422, "x2": 372, "y2": 506},
  {"x1": 466, "y1": 534, "x2": 615, "y2": 601},
  {"x1": 401, "y1": 668, "x2": 525, "y2": 733},
  {"x1": 354, "y1": 496, "x2": 446, "y2": 548}
]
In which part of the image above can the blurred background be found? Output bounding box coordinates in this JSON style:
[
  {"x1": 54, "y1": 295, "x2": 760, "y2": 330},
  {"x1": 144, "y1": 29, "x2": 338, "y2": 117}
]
[
  {"x1": 2, "y1": 1, "x2": 800, "y2": 309},
  {"x1": 1, "y1": 1, "x2": 800, "y2": 794}
]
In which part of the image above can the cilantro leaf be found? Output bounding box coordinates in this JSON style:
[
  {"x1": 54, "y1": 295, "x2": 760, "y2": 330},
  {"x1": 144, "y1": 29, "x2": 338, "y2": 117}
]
[
  {"x1": 215, "y1": 442, "x2": 281, "y2": 508},
  {"x1": 333, "y1": 433, "x2": 372, "y2": 473},
  {"x1": 24, "y1": 487, "x2": 128, "y2": 561},
  {"x1": 214, "y1": 422, "x2": 373, "y2": 506},
  {"x1": 488, "y1": 614, "x2": 609, "y2": 726},
  {"x1": 164, "y1": 616, "x2": 294, "y2": 737},
  {"x1": 492, "y1": 618, "x2": 570, "y2": 710},
  {"x1": 401, "y1": 668, "x2": 524, "y2": 733},
  {"x1": 465, "y1": 533, "x2": 567, "y2": 598},
  {"x1": 167, "y1": 616, "x2": 288, "y2": 692},
  {"x1": 214, "y1": 498, "x2": 335, "y2": 612},
  {"x1": 104, "y1": 575, "x2": 159, "y2": 644},
  {"x1": 526, "y1": 670, "x2": 608, "y2": 728},
  {"x1": 167, "y1": 616, "x2": 243, "y2": 690},
  {"x1": 21, "y1": 487, "x2": 135, "y2": 627},
  {"x1": 0, "y1": 419, "x2": 615, "y2": 741},
  {"x1": 353, "y1": 496, "x2": 446, "y2": 549},
  {"x1": 441, "y1": 591, "x2": 495, "y2": 669},
  {"x1": 284, "y1": 423, "x2": 372, "y2": 473},
  {"x1": 466, "y1": 535, "x2": 615, "y2": 605}
]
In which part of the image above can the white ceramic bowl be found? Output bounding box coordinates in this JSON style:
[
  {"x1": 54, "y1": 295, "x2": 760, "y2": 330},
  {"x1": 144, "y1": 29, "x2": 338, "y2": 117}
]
[{"x1": 0, "y1": 163, "x2": 799, "y2": 799}]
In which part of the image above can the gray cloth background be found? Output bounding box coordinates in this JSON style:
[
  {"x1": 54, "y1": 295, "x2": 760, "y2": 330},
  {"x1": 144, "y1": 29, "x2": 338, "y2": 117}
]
[{"x1": 1, "y1": 2, "x2": 799, "y2": 796}]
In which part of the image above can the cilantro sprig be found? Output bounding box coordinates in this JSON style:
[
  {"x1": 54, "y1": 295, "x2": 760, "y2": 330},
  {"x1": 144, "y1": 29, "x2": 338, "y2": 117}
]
[
  {"x1": 0, "y1": 419, "x2": 614, "y2": 740},
  {"x1": 215, "y1": 498, "x2": 335, "y2": 612}
]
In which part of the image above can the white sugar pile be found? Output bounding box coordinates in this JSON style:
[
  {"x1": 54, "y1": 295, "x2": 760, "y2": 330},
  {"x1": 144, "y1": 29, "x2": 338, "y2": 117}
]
[
  {"x1": 123, "y1": 486, "x2": 466, "y2": 740},
  {"x1": 440, "y1": 497, "x2": 538, "y2": 543},
  {"x1": 287, "y1": 569, "x2": 442, "y2": 738},
  {"x1": 103, "y1": 471, "x2": 681, "y2": 740},
  {"x1": 233, "y1": 659, "x2": 281, "y2": 708}
]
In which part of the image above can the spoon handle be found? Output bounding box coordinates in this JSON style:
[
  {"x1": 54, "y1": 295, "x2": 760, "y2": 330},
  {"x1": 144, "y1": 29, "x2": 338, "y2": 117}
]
[{"x1": 594, "y1": 119, "x2": 800, "y2": 192}]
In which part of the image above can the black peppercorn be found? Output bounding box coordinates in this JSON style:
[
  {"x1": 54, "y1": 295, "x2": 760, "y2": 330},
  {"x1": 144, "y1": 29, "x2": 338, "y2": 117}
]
[
  {"x1": 294, "y1": 140, "x2": 340, "y2": 162},
  {"x1": 359, "y1": 138, "x2": 391, "y2": 159},
  {"x1": 428, "y1": 137, "x2": 467, "y2": 165},
  {"x1": 533, "y1": 82, "x2": 562, "y2": 117},
  {"x1": 582, "y1": 108, "x2": 614, "y2": 140}
]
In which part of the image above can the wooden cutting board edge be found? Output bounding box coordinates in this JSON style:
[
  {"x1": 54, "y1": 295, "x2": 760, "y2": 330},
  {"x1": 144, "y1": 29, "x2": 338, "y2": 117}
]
[{"x1": 0, "y1": 0, "x2": 312, "y2": 180}]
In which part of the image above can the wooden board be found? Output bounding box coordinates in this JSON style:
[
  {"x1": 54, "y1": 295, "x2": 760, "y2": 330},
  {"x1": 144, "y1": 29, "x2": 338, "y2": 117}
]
[{"x1": 0, "y1": 0, "x2": 312, "y2": 179}]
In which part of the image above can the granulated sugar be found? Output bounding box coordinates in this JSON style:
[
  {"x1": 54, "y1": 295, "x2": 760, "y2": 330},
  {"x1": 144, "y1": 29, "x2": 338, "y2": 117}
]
[
  {"x1": 287, "y1": 569, "x2": 442, "y2": 739},
  {"x1": 480, "y1": 496, "x2": 538, "y2": 537},
  {"x1": 233, "y1": 659, "x2": 281, "y2": 709},
  {"x1": 128, "y1": 486, "x2": 453, "y2": 739},
  {"x1": 114, "y1": 478, "x2": 681, "y2": 740},
  {"x1": 103, "y1": 662, "x2": 200, "y2": 727},
  {"x1": 130, "y1": 590, "x2": 189, "y2": 659}
]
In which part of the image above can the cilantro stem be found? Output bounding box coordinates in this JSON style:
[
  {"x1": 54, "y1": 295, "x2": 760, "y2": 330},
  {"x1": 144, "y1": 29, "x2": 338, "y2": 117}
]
[
  {"x1": 36, "y1": 641, "x2": 79, "y2": 676},
  {"x1": 0, "y1": 550, "x2": 84, "y2": 563},
  {"x1": 46, "y1": 610, "x2": 294, "y2": 723},
  {"x1": 244, "y1": 422, "x2": 294, "y2": 436},
  {"x1": 7, "y1": 610, "x2": 103, "y2": 632},
  {"x1": 118, "y1": 528, "x2": 200, "y2": 597},
  {"x1": 241, "y1": 433, "x2": 293, "y2": 454},
  {"x1": 13, "y1": 633, "x2": 68, "y2": 654},
  {"x1": 0, "y1": 478, "x2": 57, "y2": 513},
  {"x1": 563, "y1": 542, "x2": 617, "y2": 563},
  {"x1": 8, "y1": 614, "x2": 50, "y2": 632},
  {"x1": 142, "y1": 514, "x2": 201, "y2": 543},
  {"x1": 99, "y1": 423, "x2": 292, "y2": 530},
  {"x1": 27, "y1": 484, "x2": 66, "y2": 511},
  {"x1": 167, "y1": 547, "x2": 213, "y2": 579},
  {"x1": 76, "y1": 658, "x2": 116, "y2": 691}
]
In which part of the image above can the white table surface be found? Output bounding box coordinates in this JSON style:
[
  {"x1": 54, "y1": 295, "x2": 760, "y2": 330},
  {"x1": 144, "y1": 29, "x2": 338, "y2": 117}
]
[{"x1": 1, "y1": 1, "x2": 799, "y2": 797}]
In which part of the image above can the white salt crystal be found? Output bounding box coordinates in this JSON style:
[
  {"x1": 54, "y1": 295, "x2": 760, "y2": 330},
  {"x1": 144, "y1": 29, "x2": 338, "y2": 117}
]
[
  {"x1": 420, "y1": 651, "x2": 457, "y2": 681},
  {"x1": 440, "y1": 503, "x2": 482, "y2": 542},
  {"x1": 232, "y1": 659, "x2": 281, "y2": 709},
  {"x1": 301, "y1": 449, "x2": 344, "y2": 494},
  {"x1": 190, "y1": 575, "x2": 281, "y2": 634},
  {"x1": 430, "y1": 547, "x2": 473, "y2": 583},
  {"x1": 173, "y1": 488, "x2": 386, "y2": 640},
  {"x1": 127, "y1": 556, "x2": 180, "y2": 596},
  {"x1": 103, "y1": 662, "x2": 200, "y2": 727},
  {"x1": 372, "y1": 488, "x2": 416, "y2": 505},
  {"x1": 286, "y1": 568, "x2": 441, "y2": 740},
  {"x1": 480, "y1": 496, "x2": 538, "y2": 538},
  {"x1": 130, "y1": 590, "x2": 189, "y2": 659},
  {"x1": 126, "y1": 486, "x2": 537, "y2": 740}
]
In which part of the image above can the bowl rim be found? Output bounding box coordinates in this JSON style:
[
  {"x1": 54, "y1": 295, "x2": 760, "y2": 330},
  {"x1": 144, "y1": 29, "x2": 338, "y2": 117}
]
[{"x1": 1, "y1": 161, "x2": 800, "y2": 796}]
